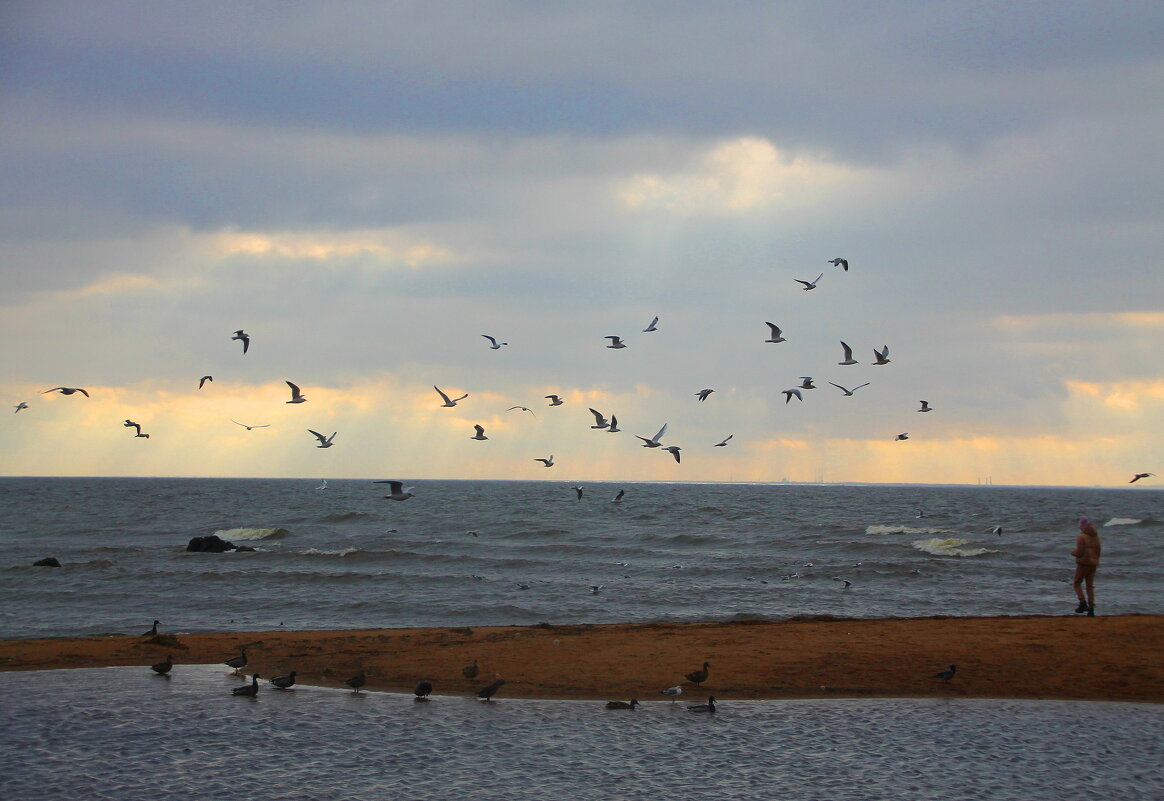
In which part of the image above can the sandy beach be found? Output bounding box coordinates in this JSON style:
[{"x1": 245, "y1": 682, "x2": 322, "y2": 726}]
[{"x1": 1, "y1": 614, "x2": 1161, "y2": 702}]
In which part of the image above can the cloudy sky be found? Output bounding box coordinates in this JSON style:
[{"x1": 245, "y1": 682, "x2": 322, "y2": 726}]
[{"x1": 2, "y1": 1, "x2": 1163, "y2": 485}]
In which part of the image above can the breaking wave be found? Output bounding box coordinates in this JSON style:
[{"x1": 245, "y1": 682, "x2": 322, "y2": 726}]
[
  {"x1": 214, "y1": 527, "x2": 291, "y2": 541},
  {"x1": 912, "y1": 537, "x2": 998, "y2": 557},
  {"x1": 866, "y1": 524, "x2": 953, "y2": 536}
]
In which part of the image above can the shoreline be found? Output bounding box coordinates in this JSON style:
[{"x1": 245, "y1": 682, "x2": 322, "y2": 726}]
[{"x1": 2, "y1": 615, "x2": 1161, "y2": 703}]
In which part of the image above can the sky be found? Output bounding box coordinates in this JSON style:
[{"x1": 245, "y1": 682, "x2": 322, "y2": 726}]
[{"x1": 2, "y1": 1, "x2": 1163, "y2": 485}]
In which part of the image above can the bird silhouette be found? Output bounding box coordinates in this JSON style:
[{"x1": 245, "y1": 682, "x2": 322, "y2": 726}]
[
  {"x1": 224, "y1": 650, "x2": 247, "y2": 674},
  {"x1": 150, "y1": 654, "x2": 173, "y2": 676},
  {"x1": 269, "y1": 672, "x2": 297, "y2": 689},
  {"x1": 461, "y1": 659, "x2": 479, "y2": 679},
  {"x1": 476, "y1": 678, "x2": 506, "y2": 701},
  {"x1": 685, "y1": 662, "x2": 711, "y2": 684},
  {"x1": 932, "y1": 664, "x2": 957, "y2": 682},
  {"x1": 414, "y1": 681, "x2": 433, "y2": 701},
  {"x1": 232, "y1": 673, "x2": 260, "y2": 697},
  {"x1": 345, "y1": 670, "x2": 366, "y2": 693}
]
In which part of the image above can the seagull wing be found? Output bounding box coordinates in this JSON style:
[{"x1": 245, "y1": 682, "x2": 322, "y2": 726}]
[
  {"x1": 434, "y1": 386, "x2": 452, "y2": 404},
  {"x1": 286, "y1": 381, "x2": 302, "y2": 399}
]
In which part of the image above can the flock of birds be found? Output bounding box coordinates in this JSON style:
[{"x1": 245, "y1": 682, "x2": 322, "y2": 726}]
[
  {"x1": 13, "y1": 256, "x2": 1156, "y2": 486},
  {"x1": 145, "y1": 625, "x2": 962, "y2": 708}
]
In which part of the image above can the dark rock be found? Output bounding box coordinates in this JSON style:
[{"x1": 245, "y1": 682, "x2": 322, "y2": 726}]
[
  {"x1": 33, "y1": 557, "x2": 61, "y2": 567},
  {"x1": 186, "y1": 535, "x2": 237, "y2": 553}
]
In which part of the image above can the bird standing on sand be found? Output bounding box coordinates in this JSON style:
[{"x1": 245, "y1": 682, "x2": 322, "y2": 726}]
[
  {"x1": 688, "y1": 696, "x2": 717, "y2": 713},
  {"x1": 224, "y1": 650, "x2": 247, "y2": 674},
  {"x1": 605, "y1": 699, "x2": 640, "y2": 709},
  {"x1": 414, "y1": 681, "x2": 433, "y2": 701},
  {"x1": 151, "y1": 654, "x2": 173, "y2": 676},
  {"x1": 232, "y1": 674, "x2": 260, "y2": 697},
  {"x1": 661, "y1": 685, "x2": 683, "y2": 704},
  {"x1": 232, "y1": 330, "x2": 250, "y2": 354},
  {"x1": 461, "y1": 659, "x2": 479, "y2": 680},
  {"x1": 42, "y1": 387, "x2": 89, "y2": 397},
  {"x1": 435, "y1": 386, "x2": 468, "y2": 407},
  {"x1": 932, "y1": 664, "x2": 957, "y2": 683},
  {"x1": 345, "y1": 670, "x2": 366, "y2": 693},
  {"x1": 269, "y1": 672, "x2": 297, "y2": 689},
  {"x1": 476, "y1": 678, "x2": 506, "y2": 701},
  {"x1": 1130, "y1": 473, "x2": 1155, "y2": 483},
  {"x1": 285, "y1": 381, "x2": 307, "y2": 404},
  {"x1": 142, "y1": 619, "x2": 160, "y2": 636},
  {"x1": 685, "y1": 662, "x2": 711, "y2": 684}
]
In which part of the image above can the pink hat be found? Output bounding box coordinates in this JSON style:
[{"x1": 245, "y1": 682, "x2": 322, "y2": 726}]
[{"x1": 1079, "y1": 516, "x2": 1090, "y2": 530}]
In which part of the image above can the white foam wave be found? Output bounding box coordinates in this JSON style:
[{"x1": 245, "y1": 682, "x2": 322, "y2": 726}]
[
  {"x1": 1103, "y1": 518, "x2": 1142, "y2": 527},
  {"x1": 866, "y1": 524, "x2": 952, "y2": 536},
  {"x1": 912, "y1": 537, "x2": 998, "y2": 557},
  {"x1": 301, "y1": 547, "x2": 359, "y2": 557},
  {"x1": 215, "y1": 527, "x2": 290, "y2": 541}
]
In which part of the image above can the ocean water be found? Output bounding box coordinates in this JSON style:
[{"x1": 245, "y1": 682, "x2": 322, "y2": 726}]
[
  {"x1": 1, "y1": 665, "x2": 1162, "y2": 801},
  {"x1": 1, "y1": 478, "x2": 1163, "y2": 639}
]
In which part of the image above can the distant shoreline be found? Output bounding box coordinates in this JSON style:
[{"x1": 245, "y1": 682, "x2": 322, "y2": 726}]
[{"x1": 2, "y1": 615, "x2": 1161, "y2": 703}]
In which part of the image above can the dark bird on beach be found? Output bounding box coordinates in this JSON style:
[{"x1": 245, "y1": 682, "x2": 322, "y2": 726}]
[
  {"x1": 1130, "y1": 472, "x2": 1155, "y2": 483},
  {"x1": 414, "y1": 681, "x2": 433, "y2": 701},
  {"x1": 198, "y1": 375, "x2": 213, "y2": 389},
  {"x1": 345, "y1": 670, "x2": 366, "y2": 693},
  {"x1": 224, "y1": 650, "x2": 247, "y2": 674},
  {"x1": 150, "y1": 654, "x2": 173, "y2": 676},
  {"x1": 142, "y1": 619, "x2": 159, "y2": 636},
  {"x1": 269, "y1": 672, "x2": 297, "y2": 689},
  {"x1": 462, "y1": 659, "x2": 479, "y2": 680},
  {"x1": 232, "y1": 673, "x2": 260, "y2": 697},
  {"x1": 685, "y1": 662, "x2": 711, "y2": 684},
  {"x1": 232, "y1": 330, "x2": 250, "y2": 354},
  {"x1": 932, "y1": 664, "x2": 957, "y2": 683},
  {"x1": 476, "y1": 678, "x2": 506, "y2": 701},
  {"x1": 605, "y1": 699, "x2": 640, "y2": 710},
  {"x1": 688, "y1": 696, "x2": 716, "y2": 713}
]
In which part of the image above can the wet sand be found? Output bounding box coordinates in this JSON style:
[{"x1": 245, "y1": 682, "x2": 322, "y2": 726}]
[{"x1": 1, "y1": 615, "x2": 1161, "y2": 702}]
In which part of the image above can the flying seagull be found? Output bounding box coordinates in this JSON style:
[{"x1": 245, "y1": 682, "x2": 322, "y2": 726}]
[
  {"x1": 1130, "y1": 473, "x2": 1155, "y2": 483},
  {"x1": 918, "y1": 400, "x2": 932, "y2": 412},
  {"x1": 42, "y1": 387, "x2": 89, "y2": 397},
  {"x1": 798, "y1": 377, "x2": 816, "y2": 390},
  {"x1": 285, "y1": 381, "x2": 307, "y2": 404},
  {"x1": 663, "y1": 445, "x2": 682, "y2": 463},
  {"x1": 643, "y1": 316, "x2": 659, "y2": 332},
  {"x1": 828, "y1": 382, "x2": 870, "y2": 396},
  {"x1": 873, "y1": 345, "x2": 891, "y2": 365},
  {"x1": 482, "y1": 334, "x2": 507, "y2": 349},
  {"x1": 782, "y1": 388, "x2": 804, "y2": 404},
  {"x1": 308, "y1": 429, "x2": 336, "y2": 448},
  {"x1": 507, "y1": 405, "x2": 536, "y2": 418},
  {"x1": 123, "y1": 419, "x2": 142, "y2": 435},
  {"x1": 198, "y1": 375, "x2": 213, "y2": 389},
  {"x1": 932, "y1": 664, "x2": 957, "y2": 683},
  {"x1": 695, "y1": 389, "x2": 714, "y2": 402},
  {"x1": 231, "y1": 330, "x2": 250, "y2": 354},
  {"x1": 13, "y1": 402, "x2": 28, "y2": 413},
  {"x1": 895, "y1": 433, "x2": 910, "y2": 441},
  {"x1": 589, "y1": 408, "x2": 610, "y2": 429},
  {"x1": 232, "y1": 421, "x2": 270, "y2": 430},
  {"x1": 795, "y1": 272, "x2": 824, "y2": 290},
  {"x1": 573, "y1": 486, "x2": 584, "y2": 500},
  {"x1": 764, "y1": 322, "x2": 787, "y2": 343},
  {"x1": 715, "y1": 434, "x2": 733, "y2": 447},
  {"x1": 534, "y1": 455, "x2": 555, "y2": 467},
  {"x1": 607, "y1": 414, "x2": 621, "y2": 433},
  {"x1": 828, "y1": 257, "x2": 849, "y2": 271},
  {"x1": 471, "y1": 424, "x2": 488, "y2": 440},
  {"x1": 605, "y1": 335, "x2": 627, "y2": 349},
  {"x1": 838, "y1": 341, "x2": 858, "y2": 365},
  {"x1": 374, "y1": 480, "x2": 415, "y2": 500},
  {"x1": 545, "y1": 395, "x2": 564, "y2": 406},
  {"x1": 435, "y1": 386, "x2": 468, "y2": 407},
  {"x1": 636, "y1": 423, "x2": 668, "y2": 448}
]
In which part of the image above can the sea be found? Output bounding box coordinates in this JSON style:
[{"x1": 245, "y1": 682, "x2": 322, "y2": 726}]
[{"x1": 1, "y1": 478, "x2": 1162, "y2": 800}]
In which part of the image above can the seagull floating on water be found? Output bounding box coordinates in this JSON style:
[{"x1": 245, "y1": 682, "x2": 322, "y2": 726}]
[
  {"x1": 231, "y1": 330, "x2": 250, "y2": 354},
  {"x1": 308, "y1": 429, "x2": 336, "y2": 448},
  {"x1": 605, "y1": 335, "x2": 627, "y2": 349},
  {"x1": 764, "y1": 322, "x2": 787, "y2": 343},
  {"x1": 285, "y1": 381, "x2": 307, "y2": 403},
  {"x1": 1130, "y1": 473, "x2": 1155, "y2": 483},
  {"x1": 838, "y1": 341, "x2": 858, "y2": 365},
  {"x1": 198, "y1": 375, "x2": 213, "y2": 389},
  {"x1": 827, "y1": 257, "x2": 849, "y2": 271},
  {"x1": 42, "y1": 387, "x2": 89, "y2": 397},
  {"x1": 643, "y1": 316, "x2": 659, "y2": 333},
  {"x1": 606, "y1": 699, "x2": 640, "y2": 709},
  {"x1": 918, "y1": 400, "x2": 932, "y2": 412},
  {"x1": 715, "y1": 434, "x2": 733, "y2": 447},
  {"x1": 435, "y1": 386, "x2": 468, "y2": 407},
  {"x1": 828, "y1": 381, "x2": 869, "y2": 396},
  {"x1": 695, "y1": 389, "x2": 714, "y2": 402},
  {"x1": 374, "y1": 480, "x2": 415, "y2": 500},
  {"x1": 534, "y1": 455, "x2": 555, "y2": 467},
  {"x1": 232, "y1": 421, "x2": 270, "y2": 430},
  {"x1": 636, "y1": 423, "x2": 668, "y2": 448},
  {"x1": 471, "y1": 424, "x2": 488, "y2": 440},
  {"x1": 482, "y1": 334, "x2": 507, "y2": 349},
  {"x1": 873, "y1": 345, "x2": 891, "y2": 365},
  {"x1": 545, "y1": 395, "x2": 564, "y2": 406},
  {"x1": 795, "y1": 272, "x2": 824, "y2": 290}
]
